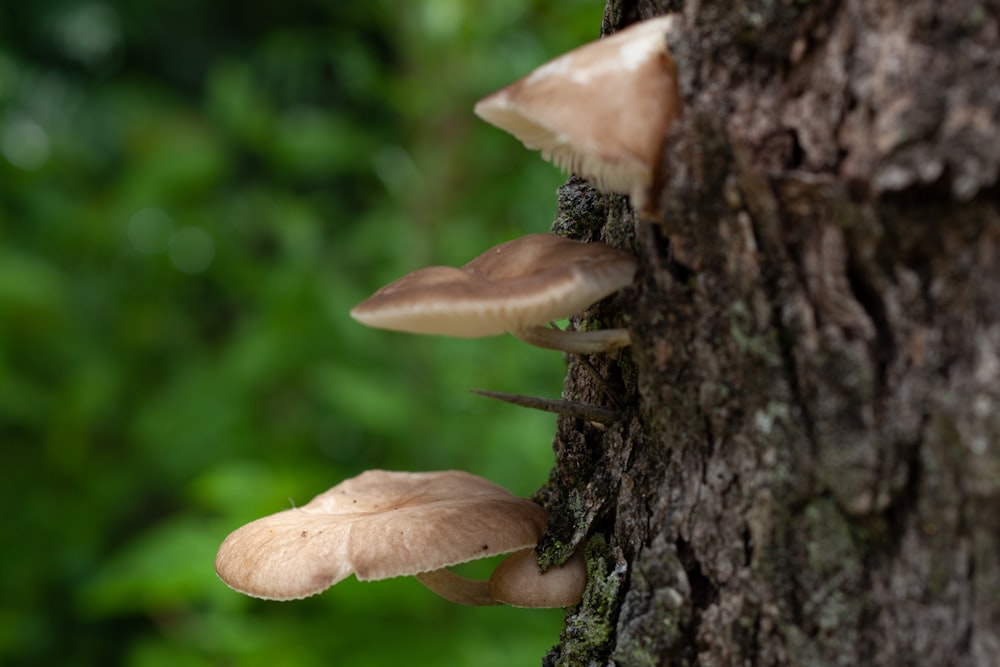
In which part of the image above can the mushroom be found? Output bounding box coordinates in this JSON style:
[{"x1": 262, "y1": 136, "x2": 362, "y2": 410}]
[
  {"x1": 488, "y1": 547, "x2": 587, "y2": 608},
  {"x1": 349, "y1": 233, "x2": 636, "y2": 353},
  {"x1": 214, "y1": 469, "x2": 548, "y2": 605},
  {"x1": 474, "y1": 15, "x2": 682, "y2": 215}
]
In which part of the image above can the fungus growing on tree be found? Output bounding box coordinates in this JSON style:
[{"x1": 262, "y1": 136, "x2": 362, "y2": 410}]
[
  {"x1": 349, "y1": 233, "x2": 636, "y2": 353},
  {"x1": 474, "y1": 15, "x2": 682, "y2": 215},
  {"x1": 214, "y1": 469, "x2": 547, "y2": 605},
  {"x1": 488, "y1": 547, "x2": 587, "y2": 608}
]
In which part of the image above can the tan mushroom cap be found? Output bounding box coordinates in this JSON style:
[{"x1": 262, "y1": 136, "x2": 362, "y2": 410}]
[
  {"x1": 214, "y1": 470, "x2": 548, "y2": 601},
  {"x1": 474, "y1": 15, "x2": 682, "y2": 208},
  {"x1": 488, "y1": 547, "x2": 587, "y2": 608},
  {"x1": 349, "y1": 233, "x2": 636, "y2": 341}
]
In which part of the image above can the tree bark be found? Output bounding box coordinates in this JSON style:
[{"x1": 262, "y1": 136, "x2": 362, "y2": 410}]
[{"x1": 537, "y1": 1, "x2": 1000, "y2": 665}]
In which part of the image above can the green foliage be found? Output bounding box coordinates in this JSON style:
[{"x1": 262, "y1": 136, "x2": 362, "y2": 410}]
[{"x1": 0, "y1": 1, "x2": 602, "y2": 664}]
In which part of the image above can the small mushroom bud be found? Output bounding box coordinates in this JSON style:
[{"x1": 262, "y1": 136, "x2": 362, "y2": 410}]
[{"x1": 488, "y1": 547, "x2": 587, "y2": 608}]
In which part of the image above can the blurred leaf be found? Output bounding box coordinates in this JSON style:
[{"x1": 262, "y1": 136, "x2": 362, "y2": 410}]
[
  {"x1": 78, "y1": 516, "x2": 234, "y2": 616},
  {"x1": 0, "y1": 249, "x2": 63, "y2": 316},
  {"x1": 0, "y1": 1, "x2": 603, "y2": 665}
]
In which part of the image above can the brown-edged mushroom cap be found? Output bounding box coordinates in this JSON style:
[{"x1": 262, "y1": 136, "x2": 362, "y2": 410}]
[
  {"x1": 214, "y1": 469, "x2": 548, "y2": 601},
  {"x1": 349, "y1": 233, "x2": 636, "y2": 353},
  {"x1": 488, "y1": 547, "x2": 587, "y2": 608},
  {"x1": 474, "y1": 15, "x2": 682, "y2": 213}
]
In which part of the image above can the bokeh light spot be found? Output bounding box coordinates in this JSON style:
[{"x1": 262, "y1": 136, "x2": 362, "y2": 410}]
[
  {"x1": 371, "y1": 144, "x2": 420, "y2": 196},
  {"x1": 52, "y1": 3, "x2": 122, "y2": 69},
  {"x1": 127, "y1": 208, "x2": 174, "y2": 254},
  {"x1": 2, "y1": 117, "x2": 51, "y2": 171},
  {"x1": 420, "y1": 0, "x2": 464, "y2": 39},
  {"x1": 169, "y1": 227, "x2": 215, "y2": 274}
]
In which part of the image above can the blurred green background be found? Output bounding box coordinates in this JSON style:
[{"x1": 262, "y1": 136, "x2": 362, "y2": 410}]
[{"x1": 0, "y1": 1, "x2": 602, "y2": 665}]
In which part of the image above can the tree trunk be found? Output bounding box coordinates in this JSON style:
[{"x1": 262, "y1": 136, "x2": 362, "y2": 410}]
[{"x1": 538, "y1": 1, "x2": 1000, "y2": 665}]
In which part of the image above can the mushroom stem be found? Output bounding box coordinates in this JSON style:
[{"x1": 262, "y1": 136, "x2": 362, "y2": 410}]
[
  {"x1": 470, "y1": 389, "x2": 618, "y2": 425},
  {"x1": 414, "y1": 569, "x2": 500, "y2": 606},
  {"x1": 512, "y1": 324, "x2": 631, "y2": 353}
]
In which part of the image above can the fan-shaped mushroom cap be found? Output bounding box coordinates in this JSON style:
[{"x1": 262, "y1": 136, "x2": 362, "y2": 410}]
[
  {"x1": 474, "y1": 15, "x2": 682, "y2": 211},
  {"x1": 349, "y1": 233, "x2": 635, "y2": 352},
  {"x1": 488, "y1": 547, "x2": 587, "y2": 608},
  {"x1": 215, "y1": 470, "x2": 548, "y2": 601}
]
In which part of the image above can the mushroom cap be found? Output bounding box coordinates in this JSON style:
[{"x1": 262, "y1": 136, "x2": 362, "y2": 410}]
[
  {"x1": 488, "y1": 547, "x2": 587, "y2": 608},
  {"x1": 474, "y1": 15, "x2": 682, "y2": 197},
  {"x1": 349, "y1": 233, "x2": 636, "y2": 337},
  {"x1": 214, "y1": 470, "x2": 548, "y2": 601}
]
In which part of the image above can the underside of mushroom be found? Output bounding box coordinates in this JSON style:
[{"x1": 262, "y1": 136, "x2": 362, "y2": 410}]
[
  {"x1": 511, "y1": 323, "x2": 631, "y2": 353},
  {"x1": 413, "y1": 569, "x2": 499, "y2": 606}
]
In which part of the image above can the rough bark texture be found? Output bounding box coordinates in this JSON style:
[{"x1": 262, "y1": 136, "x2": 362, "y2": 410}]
[{"x1": 537, "y1": 1, "x2": 1000, "y2": 665}]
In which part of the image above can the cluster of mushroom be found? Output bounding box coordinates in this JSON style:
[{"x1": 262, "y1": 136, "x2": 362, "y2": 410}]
[
  {"x1": 350, "y1": 15, "x2": 681, "y2": 352},
  {"x1": 215, "y1": 16, "x2": 682, "y2": 610}
]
